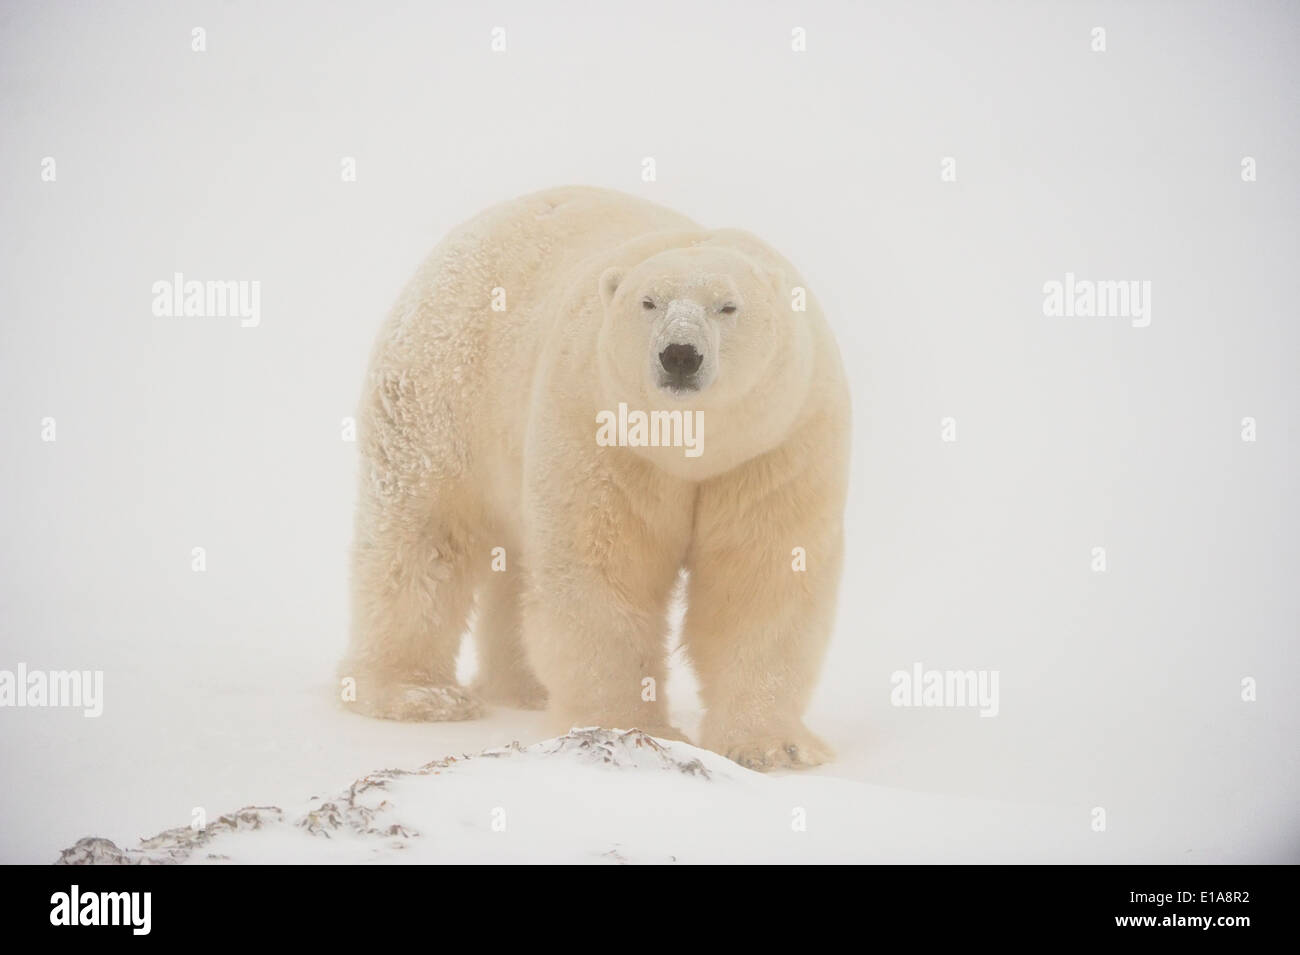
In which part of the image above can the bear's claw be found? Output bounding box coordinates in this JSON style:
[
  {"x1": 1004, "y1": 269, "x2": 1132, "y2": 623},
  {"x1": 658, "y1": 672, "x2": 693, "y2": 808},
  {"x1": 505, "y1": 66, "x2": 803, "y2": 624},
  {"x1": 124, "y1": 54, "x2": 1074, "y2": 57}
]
[
  {"x1": 348, "y1": 683, "x2": 484, "y2": 722},
  {"x1": 718, "y1": 730, "x2": 835, "y2": 772}
]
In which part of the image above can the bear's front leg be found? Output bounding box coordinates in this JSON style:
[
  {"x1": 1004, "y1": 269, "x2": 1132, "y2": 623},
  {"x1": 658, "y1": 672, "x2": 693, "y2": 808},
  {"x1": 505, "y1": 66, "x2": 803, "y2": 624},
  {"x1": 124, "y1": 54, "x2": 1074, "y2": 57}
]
[
  {"x1": 521, "y1": 442, "x2": 694, "y2": 742},
  {"x1": 684, "y1": 438, "x2": 847, "y2": 771}
]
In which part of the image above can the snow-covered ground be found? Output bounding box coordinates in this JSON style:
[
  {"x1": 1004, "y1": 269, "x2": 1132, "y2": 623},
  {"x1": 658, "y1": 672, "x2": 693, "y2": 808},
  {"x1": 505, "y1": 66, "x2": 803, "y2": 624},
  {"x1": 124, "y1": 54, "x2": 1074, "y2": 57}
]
[
  {"x1": 13, "y1": 633, "x2": 1293, "y2": 864},
  {"x1": 2, "y1": 1, "x2": 1298, "y2": 863},
  {"x1": 54, "y1": 728, "x2": 1115, "y2": 865}
]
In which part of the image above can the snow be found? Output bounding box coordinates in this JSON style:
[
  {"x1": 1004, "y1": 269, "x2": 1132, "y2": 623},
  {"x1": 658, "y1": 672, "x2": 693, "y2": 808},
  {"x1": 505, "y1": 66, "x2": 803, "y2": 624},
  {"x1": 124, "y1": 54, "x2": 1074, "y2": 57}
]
[
  {"x1": 20, "y1": 641, "x2": 1289, "y2": 863},
  {"x1": 2, "y1": 0, "x2": 1298, "y2": 864},
  {"x1": 55, "y1": 728, "x2": 1109, "y2": 865}
]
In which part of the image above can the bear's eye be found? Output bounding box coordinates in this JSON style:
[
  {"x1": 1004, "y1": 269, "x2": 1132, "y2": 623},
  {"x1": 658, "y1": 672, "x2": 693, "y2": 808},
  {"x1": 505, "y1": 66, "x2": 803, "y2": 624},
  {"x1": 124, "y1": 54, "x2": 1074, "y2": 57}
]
[
  {"x1": 719, "y1": 304, "x2": 738, "y2": 315},
  {"x1": 642, "y1": 298, "x2": 656, "y2": 311}
]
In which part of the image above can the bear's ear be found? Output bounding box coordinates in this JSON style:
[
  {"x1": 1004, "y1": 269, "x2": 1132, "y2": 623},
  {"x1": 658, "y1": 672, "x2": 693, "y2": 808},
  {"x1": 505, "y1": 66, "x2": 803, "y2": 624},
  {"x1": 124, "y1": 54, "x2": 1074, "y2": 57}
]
[
  {"x1": 752, "y1": 263, "x2": 786, "y2": 297},
  {"x1": 599, "y1": 267, "x2": 624, "y2": 308},
  {"x1": 767, "y1": 266, "x2": 786, "y2": 297}
]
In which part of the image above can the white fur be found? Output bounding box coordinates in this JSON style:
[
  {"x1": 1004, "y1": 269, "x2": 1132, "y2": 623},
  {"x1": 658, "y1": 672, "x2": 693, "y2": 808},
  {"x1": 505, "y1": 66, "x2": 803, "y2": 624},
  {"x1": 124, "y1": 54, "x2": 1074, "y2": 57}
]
[{"x1": 338, "y1": 186, "x2": 850, "y2": 770}]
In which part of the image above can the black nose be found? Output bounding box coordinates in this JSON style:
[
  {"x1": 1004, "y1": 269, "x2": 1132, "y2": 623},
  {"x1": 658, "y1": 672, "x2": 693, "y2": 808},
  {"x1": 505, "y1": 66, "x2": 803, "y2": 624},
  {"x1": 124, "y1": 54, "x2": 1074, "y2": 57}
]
[{"x1": 659, "y1": 343, "x2": 703, "y2": 376}]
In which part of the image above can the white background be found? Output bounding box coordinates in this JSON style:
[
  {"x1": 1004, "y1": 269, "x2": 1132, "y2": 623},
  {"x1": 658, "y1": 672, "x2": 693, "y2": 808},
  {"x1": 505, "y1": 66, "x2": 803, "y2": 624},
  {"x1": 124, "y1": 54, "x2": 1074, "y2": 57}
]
[{"x1": 1, "y1": 0, "x2": 1296, "y2": 862}]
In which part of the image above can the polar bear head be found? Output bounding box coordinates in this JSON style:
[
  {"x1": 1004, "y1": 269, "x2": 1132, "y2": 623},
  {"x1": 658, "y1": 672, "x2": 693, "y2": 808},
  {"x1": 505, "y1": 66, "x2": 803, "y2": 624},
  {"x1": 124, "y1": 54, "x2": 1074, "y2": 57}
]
[
  {"x1": 594, "y1": 241, "x2": 818, "y2": 474},
  {"x1": 596, "y1": 244, "x2": 806, "y2": 415}
]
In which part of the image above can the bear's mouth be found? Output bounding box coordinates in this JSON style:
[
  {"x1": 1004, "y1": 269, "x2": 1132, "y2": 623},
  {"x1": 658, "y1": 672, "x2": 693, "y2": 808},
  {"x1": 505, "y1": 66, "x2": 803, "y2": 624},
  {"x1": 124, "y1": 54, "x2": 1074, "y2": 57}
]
[{"x1": 657, "y1": 374, "x2": 701, "y2": 396}]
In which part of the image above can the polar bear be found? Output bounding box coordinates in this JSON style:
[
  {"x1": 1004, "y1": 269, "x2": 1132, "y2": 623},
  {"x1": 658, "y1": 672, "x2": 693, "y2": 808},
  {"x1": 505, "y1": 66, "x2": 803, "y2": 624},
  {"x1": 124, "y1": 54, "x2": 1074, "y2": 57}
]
[{"x1": 339, "y1": 186, "x2": 850, "y2": 770}]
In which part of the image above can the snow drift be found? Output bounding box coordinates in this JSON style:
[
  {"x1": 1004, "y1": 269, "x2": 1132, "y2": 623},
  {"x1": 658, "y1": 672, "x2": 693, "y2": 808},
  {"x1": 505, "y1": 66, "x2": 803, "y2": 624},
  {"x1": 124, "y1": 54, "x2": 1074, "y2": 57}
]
[{"x1": 56, "y1": 727, "x2": 1111, "y2": 864}]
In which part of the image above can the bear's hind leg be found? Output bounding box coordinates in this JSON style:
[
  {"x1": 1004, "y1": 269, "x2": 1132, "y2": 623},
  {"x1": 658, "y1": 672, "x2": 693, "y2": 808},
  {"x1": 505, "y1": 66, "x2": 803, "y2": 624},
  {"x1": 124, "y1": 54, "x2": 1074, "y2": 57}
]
[
  {"x1": 471, "y1": 567, "x2": 547, "y2": 710},
  {"x1": 339, "y1": 487, "x2": 483, "y2": 722}
]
